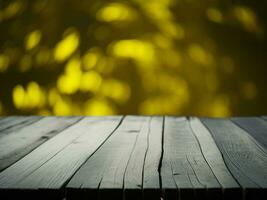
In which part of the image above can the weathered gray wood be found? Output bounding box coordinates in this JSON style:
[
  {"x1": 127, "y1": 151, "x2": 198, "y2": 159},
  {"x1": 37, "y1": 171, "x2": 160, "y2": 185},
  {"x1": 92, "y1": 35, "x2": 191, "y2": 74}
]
[
  {"x1": 0, "y1": 117, "x2": 23, "y2": 130},
  {"x1": 201, "y1": 118, "x2": 267, "y2": 200},
  {"x1": 1, "y1": 116, "x2": 267, "y2": 199},
  {"x1": 190, "y1": 117, "x2": 241, "y2": 200},
  {"x1": 16, "y1": 117, "x2": 122, "y2": 187},
  {"x1": 123, "y1": 117, "x2": 163, "y2": 200},
  {"x1": 0, "y1": 117, "x2": 122, "y2": 199},
  {"x1": 0, "y1": 116, "x2": 41, "y2": 134},
  {"x1": 142, "y1": 117, "x2": 163, "y2": 199},
  {"x1": 67, "y1": 116, "x2": 148, "y2": 200},
  {"x1": 0, "y1": 116, "x2": 79, "y2": 171},
  {"x1": 0, "y1": 116, "x2": 31, "y2": 128},
  {"x1": 98, "y1": 116, "x2": 147, "y2": 200},
  {"x1": 161, "y1": 117, "x2": 221, "y2": 200},
  {"x1": 123, "y1": 117, "x2": 151, "y2": 200},
  {"x1": 231, "y1": 117, "x2": 267, "y2": 150}
]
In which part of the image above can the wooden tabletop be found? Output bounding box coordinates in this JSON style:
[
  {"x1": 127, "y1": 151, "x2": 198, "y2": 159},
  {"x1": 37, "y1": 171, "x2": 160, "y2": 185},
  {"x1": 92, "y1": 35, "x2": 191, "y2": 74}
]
[{"x1": 0, "y1": 116, "x2": 267, "y2": 200}]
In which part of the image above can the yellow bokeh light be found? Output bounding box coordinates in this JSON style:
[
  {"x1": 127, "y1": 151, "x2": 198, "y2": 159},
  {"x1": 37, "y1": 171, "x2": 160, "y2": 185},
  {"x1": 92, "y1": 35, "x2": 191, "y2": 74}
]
[
  {"x1": 153, "y1": 34, "x2": 172, "y2": 49},
  {"x1": 12, "y1": 85, "x2": 25, "y2": 109},
  {"x1": 97, "y1": 3, "x2": 137, "y2": 22},
  {"x1": 57, "y1": 57, "x2": 82, "y2": 94},
  {"x1": 206, "y1": 8, "x2": 223, "y2": 23},
  {"x1": 111, "y1": 39, "x2": 155, "y2": 63},
  {"x1": 53, "y1": 99, "x2": 72, "y2": 116},
  {"x1": 84, "y1": 98, "x2": 116, "y2": 115},
  {"x1": 101, "y1": 79, "x2": 131, "y2": 104},
  {"x1": 80, "y1": 71, "x2": 102, "y2": 92},
  {"x1": 139, "y1": 95, "x2": 186, "y2": 115},
  {"x1": 82, "y1": 51, "x2": 99, "y2": 70},
  {"x1": 65, "y1": 57, "x2": 81, "y2": 74},
  {"x1": 142, "y1": 2, "x2": 171, "y2": 20},
  {"x1": 188, "y1": 44, "x2": 213, "y2": 67},
  {"x1": 96, "y1": 57, "x2": 115, "y2": 74},
  {"x1": 48, "y1": 89, "x2": 61, "y2": 106},
  {"x1": 54, "y1": 30, "x2": 80, "y2": 62},
  {"x1": 233, "y1": 6, "x2": 261, "y2": 33},
  {"x1": 0, "y1": 54, "x2": 10, "y2": 72},
  {"x1": 158, "y1": 21, "x2": 184, "y2": 40},
  {"x1": 26, "y1": 81, "x2": 45, "y2": 108},
  {"x1": 210, "y1": 96, "x2": 231, "y2": 117},
  {"x1": 12, "y1": 82, "x2": 46, "y2": 110},
  {"x1": 2, "y1": 0, "x2": 266, "y2": 117},
  {"x1": 3, "y1": 0, "x2": 23, "y2": 19},
  {"x1": 25, "y1": 30, "x2": 42, "y2": 50}
]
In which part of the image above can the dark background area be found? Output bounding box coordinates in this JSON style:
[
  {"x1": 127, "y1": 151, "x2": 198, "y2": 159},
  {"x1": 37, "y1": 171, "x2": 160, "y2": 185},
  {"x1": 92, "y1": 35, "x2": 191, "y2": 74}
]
[{"x1": 0, "y1": 0, "x2": 267, "y2": 116}]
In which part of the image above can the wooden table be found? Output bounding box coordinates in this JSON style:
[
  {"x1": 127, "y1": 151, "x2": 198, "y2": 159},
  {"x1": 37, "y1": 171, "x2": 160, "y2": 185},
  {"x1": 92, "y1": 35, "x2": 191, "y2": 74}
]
[{"x1": 0, "y1": 116, "x2": 267, "y2": 200}]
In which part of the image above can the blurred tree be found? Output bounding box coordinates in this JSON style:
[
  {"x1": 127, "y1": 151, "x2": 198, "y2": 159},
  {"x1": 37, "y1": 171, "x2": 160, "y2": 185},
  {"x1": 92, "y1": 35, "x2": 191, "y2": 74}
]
[{"x1": 0, "y1": 0, "x2": 267, "y2": 116}]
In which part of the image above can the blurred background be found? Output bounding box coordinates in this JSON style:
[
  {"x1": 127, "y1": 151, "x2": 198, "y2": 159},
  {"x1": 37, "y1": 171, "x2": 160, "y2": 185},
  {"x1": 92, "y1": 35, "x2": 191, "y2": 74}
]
[{"x1": 0, "y1": 0, "x2": 267, "y2": 116}]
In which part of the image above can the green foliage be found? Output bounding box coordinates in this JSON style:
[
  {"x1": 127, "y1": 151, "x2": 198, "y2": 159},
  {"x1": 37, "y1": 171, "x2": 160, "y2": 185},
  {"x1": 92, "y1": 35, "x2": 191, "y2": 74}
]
[{"x1": 0, "y1": 0, "x2": 267, "y2": 116}]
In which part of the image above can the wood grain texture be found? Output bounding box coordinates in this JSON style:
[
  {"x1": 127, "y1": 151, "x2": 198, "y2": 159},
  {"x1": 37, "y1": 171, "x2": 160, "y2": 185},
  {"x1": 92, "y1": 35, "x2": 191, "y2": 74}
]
[
  {"x1": 123, "y1": 117, "x2": 163, "y2": 200},
  {"x1": 67, "y1": 116, "x2": 150, "y2": 200},
  {"x1": 201, "y1": 118, "x2": 267, "y2": 200},
  {"x1": 0, "y1": 116, "x2": 78, "y2": 171},
  {"x1": 161, "y1": 117, "x2": 221, "y2": 200},
  {"x1": 0, "y1": 116, "x2": 41, "y2": 135},
  {"x1": 0, "y1": 116, "x2": 267, "y2": 200},
  {"x1": 0, "y1": 117, "x2": 123, "y2": 199},
  {"x1": 123, "y1": 117, "x2": 151, "y2": 200},
  {"x1": 190, "y1": 117, "x2": 241, "y2": 200},
  {"x1": 0, "y1": 116, "x2": 32, "y2": 131},
  {"x1": 231, "y1": 117, "x2": 267, "y2": 150},
  {"x1": 142, "y1": 117, "x2": 163, "y2": 199}
]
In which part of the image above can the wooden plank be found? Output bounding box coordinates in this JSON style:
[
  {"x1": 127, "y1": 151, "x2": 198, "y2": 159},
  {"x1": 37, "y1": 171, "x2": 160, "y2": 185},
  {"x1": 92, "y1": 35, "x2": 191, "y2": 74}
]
[
  {"x1": 15, "y1": 117, "x2": 122, "y2": 188},
  {"x1": 66, "y1": 116, "x2": 149, "y2": 200},
  {"x1": 124, "y1": 117, "x2": 163, "y2": 200},
  {"x1": 0, "y1": 117, "x2": 42, "y2": 140},
  {"x1": 0, "y1": 116, "x2": 41, "y2": 133},
  {"x1": 161, "y1": 117, "x2": 221, "y2": 200},
  {"x1": 201, "y1": 118, "x2": 267, "y2": 200},
  {"x1": 0, "y1": 117, "x2": 21, "y2": 129},
  {"x1": 98, "y1": 116, "x2": 147, "y2": 200},
  {"x1": 190, "y1": 117, "x2": 241, "y2": 200},
  {"x1": 142, "y1": 117, "x2": 163, "y2": 199},
  {"x1": 0, "y1": 116, "x2": 80, "y2": 171},
  {"x1": 123, "y1": 117, "x2": 151, "y2": 200},
  {"x1": 0, "y1": 116, "x2": 31, "y2": 130},
  {"x1": 231, "y1": 117, "x2": 267, "y2": 150},
  {"x1": 0, "y1": 116, "x2": 122, "y2": 199}
]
